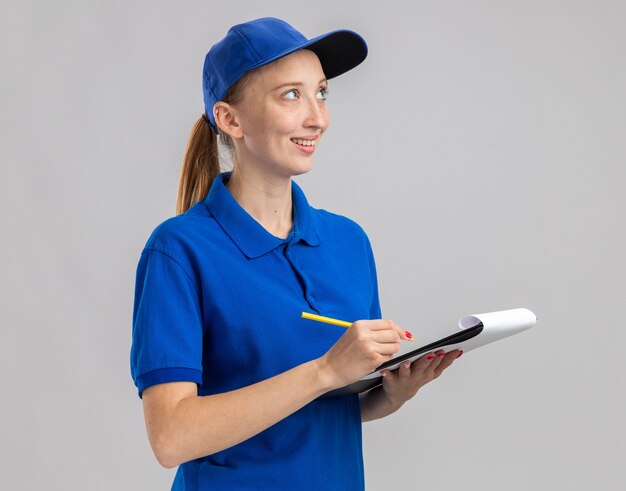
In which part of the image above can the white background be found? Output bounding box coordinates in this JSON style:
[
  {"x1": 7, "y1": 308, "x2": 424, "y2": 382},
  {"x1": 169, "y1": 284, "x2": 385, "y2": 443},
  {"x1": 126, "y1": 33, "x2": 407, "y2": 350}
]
[{"x1": 1, "y1": 1, "x2": 624, "y2": 489}]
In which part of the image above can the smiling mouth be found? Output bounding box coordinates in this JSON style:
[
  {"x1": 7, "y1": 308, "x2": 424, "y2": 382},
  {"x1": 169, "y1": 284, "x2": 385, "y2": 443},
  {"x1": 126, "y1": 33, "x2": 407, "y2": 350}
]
[{"x1": 290, "y1": 138, "x2": 318, "y2": 147}]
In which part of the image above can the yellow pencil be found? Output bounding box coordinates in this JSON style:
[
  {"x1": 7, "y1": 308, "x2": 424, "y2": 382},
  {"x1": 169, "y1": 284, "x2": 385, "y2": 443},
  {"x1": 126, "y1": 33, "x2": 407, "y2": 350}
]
[{"x1": 301, "y1": 311, "x2": 416, "y2": 341}]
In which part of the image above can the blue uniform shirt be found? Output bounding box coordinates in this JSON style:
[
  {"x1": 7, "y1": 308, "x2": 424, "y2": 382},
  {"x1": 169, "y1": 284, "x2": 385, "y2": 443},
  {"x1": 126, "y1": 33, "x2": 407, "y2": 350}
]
[{"x1": 131, "y1": 171, "x2": 382, "y2": 490}]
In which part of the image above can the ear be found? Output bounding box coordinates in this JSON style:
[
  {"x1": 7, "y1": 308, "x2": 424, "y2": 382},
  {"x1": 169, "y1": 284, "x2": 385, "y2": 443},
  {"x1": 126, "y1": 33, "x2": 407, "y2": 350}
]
[{"x1": 213, "y1": 103, "x2": 243, "y2": 139}]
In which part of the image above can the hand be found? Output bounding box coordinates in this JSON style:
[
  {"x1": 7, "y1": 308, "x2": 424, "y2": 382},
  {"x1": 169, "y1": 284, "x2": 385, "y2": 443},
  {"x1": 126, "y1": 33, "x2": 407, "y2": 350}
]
[
  {"x1": 379, "y1": 349, "x2": 463, "y2": 407},
  {"x1": 318, "y1": 319, "x2": 413, "y2": 390}
]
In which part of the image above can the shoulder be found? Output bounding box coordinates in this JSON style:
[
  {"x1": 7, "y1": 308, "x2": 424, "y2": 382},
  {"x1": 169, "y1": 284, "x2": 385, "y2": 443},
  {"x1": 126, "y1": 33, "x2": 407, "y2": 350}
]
[
  {"x1": 311, "y1": 207, "x2": 372, "y2": 246},
  {"x1": 142, "y1": 201, "x2": 218, "y2": 257}
]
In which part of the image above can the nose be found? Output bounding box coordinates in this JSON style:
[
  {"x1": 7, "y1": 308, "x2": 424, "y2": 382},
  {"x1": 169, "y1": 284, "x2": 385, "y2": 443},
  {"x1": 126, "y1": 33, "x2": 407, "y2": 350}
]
[{"x1": 304, "y1": 97, "x2": 328, "y2": 130}]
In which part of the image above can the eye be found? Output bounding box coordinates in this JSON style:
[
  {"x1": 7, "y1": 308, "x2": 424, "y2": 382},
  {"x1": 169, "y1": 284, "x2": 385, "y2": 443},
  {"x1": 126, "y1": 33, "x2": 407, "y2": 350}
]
[
  {"x1": 282, "y1": 87, "x2": 330, "y2": 101},
  {"x1": 284, "y1": 89, "x2": 299, "y2": 100}
]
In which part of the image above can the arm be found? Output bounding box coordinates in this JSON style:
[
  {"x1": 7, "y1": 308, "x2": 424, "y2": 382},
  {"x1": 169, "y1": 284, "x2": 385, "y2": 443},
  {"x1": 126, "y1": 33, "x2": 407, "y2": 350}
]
[
  {"x1": 142, "y1": 358, "x2": 334, "y2": 469},
  {"x1": 142, "y1": 319, "x2": 409, "y2": 468}
]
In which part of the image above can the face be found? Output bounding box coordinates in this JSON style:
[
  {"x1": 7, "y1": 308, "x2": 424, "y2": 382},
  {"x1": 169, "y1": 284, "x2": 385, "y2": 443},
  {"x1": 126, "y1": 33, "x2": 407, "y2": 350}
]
[{"x1": 221, "y1": 49, "x2": 330, "y2": 179}]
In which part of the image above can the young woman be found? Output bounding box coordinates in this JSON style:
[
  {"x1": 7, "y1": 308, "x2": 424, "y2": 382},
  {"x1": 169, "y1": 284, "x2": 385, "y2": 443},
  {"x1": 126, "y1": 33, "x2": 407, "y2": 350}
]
[{"x1": 130, "y1": 17, "x2": 461, "y2": 490}]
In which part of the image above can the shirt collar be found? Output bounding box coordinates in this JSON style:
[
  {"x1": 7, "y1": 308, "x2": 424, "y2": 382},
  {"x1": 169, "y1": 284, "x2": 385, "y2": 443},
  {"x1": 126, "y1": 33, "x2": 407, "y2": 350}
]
[{"x1": 204, "y1": 171, "x2": 322, "y2": 259}]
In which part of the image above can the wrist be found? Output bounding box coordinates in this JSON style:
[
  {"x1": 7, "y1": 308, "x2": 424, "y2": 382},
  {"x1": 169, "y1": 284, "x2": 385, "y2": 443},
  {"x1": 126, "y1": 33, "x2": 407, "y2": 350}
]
[
  {"x1": 310, "y1": 356, "x2": 338, "y2": 393},
  {"x1": 360, "y1": 385, "x2": 405, "y2": 422},
  {"x1": 383, "y1": 392, "x2": 406, "y2": 412},
  {"x1": 379, "y1": 383, "x2": 409, "y2": 412}
]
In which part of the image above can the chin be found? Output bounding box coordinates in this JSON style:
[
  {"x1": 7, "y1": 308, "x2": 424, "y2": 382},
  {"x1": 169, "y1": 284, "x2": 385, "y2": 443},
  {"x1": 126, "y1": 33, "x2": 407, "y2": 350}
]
[
  {"x1": 289, "y1": 161, "x2": 314, "y2": 177},
  {"x1": 273, "y1": 157, "x2": 313, "y2": 179}
]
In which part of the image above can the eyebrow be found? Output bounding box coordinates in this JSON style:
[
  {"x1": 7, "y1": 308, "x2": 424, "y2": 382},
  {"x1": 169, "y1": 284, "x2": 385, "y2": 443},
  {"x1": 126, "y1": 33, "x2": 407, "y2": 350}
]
[{"x1": 272, "y1": 78, "x2": 328, "y2": 91}]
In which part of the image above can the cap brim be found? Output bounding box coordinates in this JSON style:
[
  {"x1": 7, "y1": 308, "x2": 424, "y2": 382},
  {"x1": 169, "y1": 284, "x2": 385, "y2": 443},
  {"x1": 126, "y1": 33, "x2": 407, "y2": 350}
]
[
  {"x1": 304, "y1": 29, "x2": 368, "y2": 79},
  {"x1": 247, "y1": 29, "x2": 368, "y2": 80}
]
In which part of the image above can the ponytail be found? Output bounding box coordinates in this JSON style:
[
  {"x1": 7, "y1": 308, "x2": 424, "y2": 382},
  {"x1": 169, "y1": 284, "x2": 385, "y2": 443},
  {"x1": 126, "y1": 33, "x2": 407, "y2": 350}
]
[
  {"x1": 176, "y1": 118, "x2": 221, "y2": 215},
  {"x1": 176, "y1": 68, "x2": 258, "y2": 214}
]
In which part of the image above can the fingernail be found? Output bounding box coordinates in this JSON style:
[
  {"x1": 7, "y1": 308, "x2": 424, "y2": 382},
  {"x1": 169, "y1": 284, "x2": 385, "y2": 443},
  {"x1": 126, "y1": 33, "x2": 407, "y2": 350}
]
[
  {"x1": 456, "y1": 350, "x2": 463, "y2": 358},
  {"x1": 437, "y1": 352, "x2": 445, "y2": 357},
  {"x1": 403, "y1": 361, "x2": 411, "y2": 368},
  {"x1": 426, "y1": 354, "x2": 436, "y2": 360},
  {"x1": 381, "y1": 371, "x2": 387, "y2": 377},
  {"x1": 405, "y1": 330, "x2": 413, "y2": 339}
]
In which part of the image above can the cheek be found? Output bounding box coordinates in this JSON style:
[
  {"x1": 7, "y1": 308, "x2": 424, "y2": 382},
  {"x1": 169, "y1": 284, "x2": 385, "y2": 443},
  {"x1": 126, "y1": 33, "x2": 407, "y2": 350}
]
[
  {"x1": 249, "y1": 125, "x2": 287, "y2": 154},
  {"x1": 267, "y1": 106, "x2": 299, "y2": 131},
  {"x1": 264, "y1": 116, "x2": 298, "y2": 143}
]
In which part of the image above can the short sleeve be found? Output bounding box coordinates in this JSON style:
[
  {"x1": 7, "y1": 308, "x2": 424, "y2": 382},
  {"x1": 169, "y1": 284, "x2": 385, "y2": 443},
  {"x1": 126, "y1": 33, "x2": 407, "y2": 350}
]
[
  {"x1": 364, "y1": 234, "x2": 382, "y2": 320},
  {"x1": 130, "y1": 248, "x2": 203, "y2": 399}
]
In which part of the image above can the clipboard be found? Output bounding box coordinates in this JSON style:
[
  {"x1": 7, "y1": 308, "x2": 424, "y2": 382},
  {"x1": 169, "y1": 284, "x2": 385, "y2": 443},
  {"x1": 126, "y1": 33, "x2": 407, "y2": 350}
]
[{"x1": 318, "y1": 308, "x2": 537, "y2": 399}]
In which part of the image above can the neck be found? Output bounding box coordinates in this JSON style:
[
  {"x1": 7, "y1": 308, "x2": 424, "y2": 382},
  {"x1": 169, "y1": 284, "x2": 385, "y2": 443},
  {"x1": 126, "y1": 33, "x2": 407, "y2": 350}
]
[{"x1": 225, "y1": 168, "x2": 294, "y2": 239}]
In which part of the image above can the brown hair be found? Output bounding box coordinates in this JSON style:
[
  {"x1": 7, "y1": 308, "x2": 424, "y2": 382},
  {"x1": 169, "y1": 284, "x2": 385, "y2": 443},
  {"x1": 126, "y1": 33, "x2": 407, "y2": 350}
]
[{"x1": 175, "y1": 70, "x2": 256, "y2": 215}]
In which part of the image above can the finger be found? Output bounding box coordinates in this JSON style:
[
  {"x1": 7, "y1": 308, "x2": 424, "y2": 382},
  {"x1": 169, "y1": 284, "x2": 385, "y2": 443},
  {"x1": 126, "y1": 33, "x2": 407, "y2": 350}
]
[
  {"x1": 404, "y1": 351, "x2": 442, "y2": 384},
  {"x1": 348, "y1": 321, "x2": 397, "y2": 344},
  {"x1": 374, "y1": 341, "x2": 401, "y2": 356},
  {"x1": 398, "y1": 359, "x2": 412, "y2": 380},
  {"x1": 433, "y1": 350, "x2": 462, "y2": 377},
  {"x1": 427, "y1": 350, "x2": 447, "y2": 371},
  {"x1": 369, "y1": 319, "x2": 415, "y2": 342},
  {"x1": 412, "y1": 352, "x2": 437, "y2": 370},
  {"x1": 439, "y1": 349, "x2": 461, "y2": 365},
  {"x1": 388, "y1": 319, "x2": 415, "y2": 342},
  {"x1": 370, "y1": 329, "x2": 401, "y2": 344},
  {"x1": 362, "y1": 319, "x2": 393, "y2": 331}
]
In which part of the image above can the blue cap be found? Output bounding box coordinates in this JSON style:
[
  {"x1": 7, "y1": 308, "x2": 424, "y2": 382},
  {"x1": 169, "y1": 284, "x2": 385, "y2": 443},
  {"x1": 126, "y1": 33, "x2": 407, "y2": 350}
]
[{"x1": 202, "y1": 17, "x2": 368, "y2": 133}]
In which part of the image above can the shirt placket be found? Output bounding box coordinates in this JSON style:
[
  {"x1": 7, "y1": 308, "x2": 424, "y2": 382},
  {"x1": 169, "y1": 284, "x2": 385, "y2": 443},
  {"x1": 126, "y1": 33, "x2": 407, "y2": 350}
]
[{"x1": 282, "y1": 238, "x2": 320, "y2": 313}]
